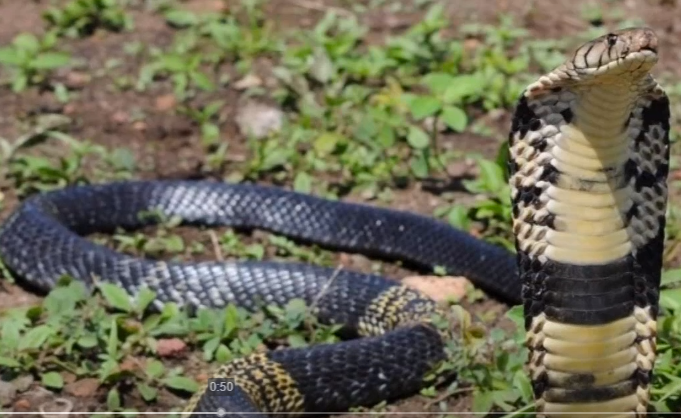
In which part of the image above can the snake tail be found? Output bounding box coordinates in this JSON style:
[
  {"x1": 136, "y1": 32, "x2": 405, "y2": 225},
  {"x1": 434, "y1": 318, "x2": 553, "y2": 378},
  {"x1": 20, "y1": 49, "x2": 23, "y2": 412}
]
[
  {"x1": 184, "y1": 284, "x2": 455, "y2": 417},
  {"x1": 509, "y1": 28, "x2": 670, "y2": 417}
]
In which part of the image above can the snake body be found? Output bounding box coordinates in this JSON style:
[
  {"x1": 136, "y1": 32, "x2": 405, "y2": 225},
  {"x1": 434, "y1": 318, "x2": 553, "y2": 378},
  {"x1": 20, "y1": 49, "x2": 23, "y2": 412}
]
[
  {"x1": 0, "y1": 181, "x2": 519, "y2": 417},
  {"x1": 0, "y1": 27, "x2": 669, "y2": 417},
  {"x1": 509, "y1": 28, "x2": 669, "y2": 417}
]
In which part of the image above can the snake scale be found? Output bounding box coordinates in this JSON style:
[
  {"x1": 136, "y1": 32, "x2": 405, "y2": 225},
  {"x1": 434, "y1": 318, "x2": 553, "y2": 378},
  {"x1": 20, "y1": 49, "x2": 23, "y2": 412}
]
[{"x1": 0, "y1": 27, "x2": 670, "y2": 417}]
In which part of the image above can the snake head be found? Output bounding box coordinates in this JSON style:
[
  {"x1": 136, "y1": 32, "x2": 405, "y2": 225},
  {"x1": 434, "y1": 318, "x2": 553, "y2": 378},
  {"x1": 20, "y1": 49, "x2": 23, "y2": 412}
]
[
  {"x1": 567, "y1": 27, "x2": 659, "y2": 80},
  {"x1": 524, "y1": 27, "x2": 662, "y2": 97}
]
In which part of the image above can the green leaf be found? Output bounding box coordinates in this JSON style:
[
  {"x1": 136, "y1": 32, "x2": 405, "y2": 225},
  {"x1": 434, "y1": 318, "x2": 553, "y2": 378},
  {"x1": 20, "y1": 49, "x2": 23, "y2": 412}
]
[
  {"x1": 201, "y1": 123, "x2": 220, "y2": 145},
  {"x1": 29, "y1": 52, "x2": 71, "y2": 70},
  {"x1": 77, "y1": 334, "x2": 98, "y2": 348},
  {"x1": 223, "y1": 304, "x2": 240, "y2": 336},
  {"x1": 293, "y1": 172, "x2": 312, "y2": 194},
  {"x1": 512, "y1": 370, "x2": 534, "y2": 402},
  {"x1": 470, "y1": 158, "x2": 506, "y2": 194},
  {"x1": 406, "y1": 126, "x2": 430, "y2": 149},
  {"x1": 245, "y1": 244, "x2": 265, "y2": 260},
  {"x1": 0, "y1": 47, "x2": 23, "y2": 66},
  {"x1": 137, "y1": 383, "x2": 158, "y2": 401},
  {"x1": 13, "y1": 33, "x2": 40, "y2": 53},
  {"x1": 440, "y1": 105, "x2": 468, "y2": 132},
  {"x1": 107, "y1": 387, "x2": 121, "y2": 410},
  {"x1": 309, "y1": 47, "x2": 335, "y2": 83},
  {"x1": 660, "y1": 288, "x2": 681, "y2": 312},
  {"x1": 190, "y1": 71, "x2": 214, "y2": 91},
  {"x1": 202, "y1": 336, "x2": 220, "y2": 361},
  {"x1": 54, "y1": 83, "x2": 69, "y2": 103},
  {"x1": 471, "y1": 390, "x2": 494, "y2": 412},
  {"x1": 162, "y1": 235, "x2": 185, "y2": 252},
  {"x1": 18, "y1": 325, "x2": 54, "y2": 350},
  {"x1": 377, "y1": 125, "x2": 396, "y2": 148},
  {"x1": 146, "y1": 360, "x2": 165, "y2": 379},
  {"x1": 284, "y1": 299, "x2": 307, "y2": 324},
  {"x1": 135, "y1": 287, "x2": 157, "y2": 313},
  {"x1": 446, "y1": 205, "x2": 470, "y2": 230},
  {"x1": 164, "y1": 10, "x2": 199, "y2": 28},
  {"x1": 410, "y1": 151, "x2": 429, "y2": 179},
  {"x1": 313, "y1": 133, "x2": 340, "y2": 155},
  {"x1": 505, "y1": 305, "x2": 525, "y2": 329},
  {"x1": 287, "y1": 334, "x2": 308, "y2": 348},
  {"x1": 408, "y1": 96, "x2": 441, "y2": 120},
  {"x1": 202, "y1": 101, "x2": 224, "y2": 118},
  {"x1": 107, "y1": 319, "x2": 119, "y2": 358},
  {"x1": 12, "y1": 73, "x2": 28, "y2": 93},
  {"x1": 163, "y1": 376, "x2": 199, "y2": 393},
  {"x1": 215, "y1": 344, "x2": 231, "y2": 363},
  {"x1": 442, "y1": 74, "x2": 484, "y2": 104},
  {"x1": 41, "y1": 371, "x2": 64, "y2": 389},
  {"x1": 1, "y1": 319, "x2": 22, "y2": 351},
  {"x1": 98, "y1": 283, "x2": 133, "y2": 312},
  {"x1": 158, "y1": 55, "x2": 186, "y2": 72},
  {"x1": 421, "y1": 72, "x2": 456, "y2": 93},
  {"x1": 661, "y1": 268, "x2": 681, "y2": 287},
  {"x1": 0, "y1": 356, "x2": 21, "y2": 368}
]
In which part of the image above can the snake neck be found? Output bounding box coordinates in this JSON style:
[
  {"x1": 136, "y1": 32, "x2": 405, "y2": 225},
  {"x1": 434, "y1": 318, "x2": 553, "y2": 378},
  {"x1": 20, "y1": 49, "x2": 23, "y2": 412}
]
[
  {"x1": 573, "y1": 85, "x2": 635, "y2": 139},
  {"x1": 545, "y1": 84, "x2": 637, "y2": 266}
]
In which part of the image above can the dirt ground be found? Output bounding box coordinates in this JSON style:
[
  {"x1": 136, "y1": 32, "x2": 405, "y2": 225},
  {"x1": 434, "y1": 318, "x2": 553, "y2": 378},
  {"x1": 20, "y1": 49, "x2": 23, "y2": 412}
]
[{"x1": 1, "y1": 0, "x2": 681, "y2": 417}]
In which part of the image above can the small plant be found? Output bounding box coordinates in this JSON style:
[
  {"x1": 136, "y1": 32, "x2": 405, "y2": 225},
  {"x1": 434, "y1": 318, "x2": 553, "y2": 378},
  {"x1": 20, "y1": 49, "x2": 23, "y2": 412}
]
[
  {"x1": 0, "y1": 277, "x2": 345, "y2": 411},
  {"x1": 0, "y1": 32, "x2": 71, "y2": 92},
  {"x1": 43, "y1": 0, "x2": 133, "y2": 37},
  {"x1": 178, "y1": 100, "x2": 228, "y2": 171},
  {"x1": 137, "y1": 32, "x2": 215, "y2": 100}
]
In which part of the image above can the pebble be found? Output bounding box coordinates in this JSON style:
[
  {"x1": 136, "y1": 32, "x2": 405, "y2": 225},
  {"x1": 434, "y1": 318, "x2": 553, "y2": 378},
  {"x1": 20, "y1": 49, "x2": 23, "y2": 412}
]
[
  {"x1": 0, "y1": 380, "x2": 17, "y2": 407},
  {"x1": 11, "y1": 375, "x2": 33, "y2": 393},
  {"x1": 234, "y1": 101, "x2": 285, "y2": 139},
  {"x1": 64, "y1": 71, "x2": 91, "y2": 89},
  {"x1": 64, "y1": 378, "x2": 99, "y2": 397},
  {"x1": 155, "y1": 94, "x2": 177, "y2": 111},
  {"x1": 13, "y1": 398, "x2": 30, "y2": 411},
  {"x1": 233, "y1": 74, "x2": 263, "y2": 90}
]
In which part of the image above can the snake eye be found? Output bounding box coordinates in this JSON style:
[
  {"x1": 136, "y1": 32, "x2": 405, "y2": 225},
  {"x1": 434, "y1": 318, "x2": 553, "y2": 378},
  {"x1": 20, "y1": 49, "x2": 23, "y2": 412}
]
[{"x1": 606, "y1": 34, "x2": 618, "y2": 46}]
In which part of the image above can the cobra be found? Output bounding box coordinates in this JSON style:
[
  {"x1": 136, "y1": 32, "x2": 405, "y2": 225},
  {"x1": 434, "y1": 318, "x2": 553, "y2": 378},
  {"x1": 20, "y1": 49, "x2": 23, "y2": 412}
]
[
  {"x1": 509, "y1": 27, "x2": 669, "y2": 417},
  {"x1": 0, "y1": 27, "x2": 669, "y2": 417}
]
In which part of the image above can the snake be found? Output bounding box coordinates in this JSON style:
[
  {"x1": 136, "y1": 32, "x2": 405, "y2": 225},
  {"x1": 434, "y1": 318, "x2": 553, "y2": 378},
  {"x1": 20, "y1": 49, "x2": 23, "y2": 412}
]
[
  {"x1": 0, "y1": 27, "x2": 670, "y2": 418},
  {"x1": 509, "y1": 27, "x2": 669, "y2": 417}
]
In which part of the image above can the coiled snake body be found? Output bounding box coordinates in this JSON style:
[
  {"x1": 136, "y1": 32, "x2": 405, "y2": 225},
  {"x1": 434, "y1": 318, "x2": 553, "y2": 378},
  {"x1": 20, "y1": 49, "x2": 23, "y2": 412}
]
[{"x1": 0, "y1": 27, "x2": 670, "y2": 417}]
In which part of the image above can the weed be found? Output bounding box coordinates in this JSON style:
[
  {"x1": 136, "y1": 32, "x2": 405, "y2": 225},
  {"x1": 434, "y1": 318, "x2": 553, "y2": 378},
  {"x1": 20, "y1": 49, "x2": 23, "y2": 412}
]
[
  {"x1": 43, "y1": 0, "x2": 133, "y2": 37},
  {"x1": 0, "y1": 32, "x2": 72, "y2": 92}
]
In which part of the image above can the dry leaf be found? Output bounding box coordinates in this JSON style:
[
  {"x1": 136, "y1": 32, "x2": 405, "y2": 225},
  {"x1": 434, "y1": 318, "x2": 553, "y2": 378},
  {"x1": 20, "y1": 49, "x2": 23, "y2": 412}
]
[{"x1": 64, "y1": 378, "x2": 99, "y2": 397}]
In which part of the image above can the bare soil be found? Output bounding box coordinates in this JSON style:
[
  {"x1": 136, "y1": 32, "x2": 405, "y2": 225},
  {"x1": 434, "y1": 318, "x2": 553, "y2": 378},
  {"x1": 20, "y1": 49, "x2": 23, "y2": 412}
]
[{"x1": 1, "y1": 0, "x2": 681, "y2": 416}]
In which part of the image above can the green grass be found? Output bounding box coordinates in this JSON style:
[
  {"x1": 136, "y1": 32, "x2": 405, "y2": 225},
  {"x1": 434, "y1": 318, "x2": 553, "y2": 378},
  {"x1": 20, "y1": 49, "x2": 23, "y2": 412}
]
[{"x1": 0, "y1": 0, "x2": 680, "y2": 416}]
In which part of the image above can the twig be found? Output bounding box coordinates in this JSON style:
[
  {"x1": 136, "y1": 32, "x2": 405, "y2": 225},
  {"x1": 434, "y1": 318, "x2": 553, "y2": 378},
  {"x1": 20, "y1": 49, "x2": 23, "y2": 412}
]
[
  {"x1": 424, "y1": 386, "x2": 474, "y2": 408},
  {"x1": 305, "y1": 263, "x2": 344, "y2": 334},
  {"x1": 208, "y1": 230, "x2": 224, "y2": 261}
]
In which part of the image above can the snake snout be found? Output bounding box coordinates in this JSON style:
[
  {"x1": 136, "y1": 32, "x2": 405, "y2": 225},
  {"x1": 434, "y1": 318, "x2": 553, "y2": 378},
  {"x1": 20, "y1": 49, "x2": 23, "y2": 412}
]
[{"x1": 634, "y1": 28, "x2": 658, "y2": 54}]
